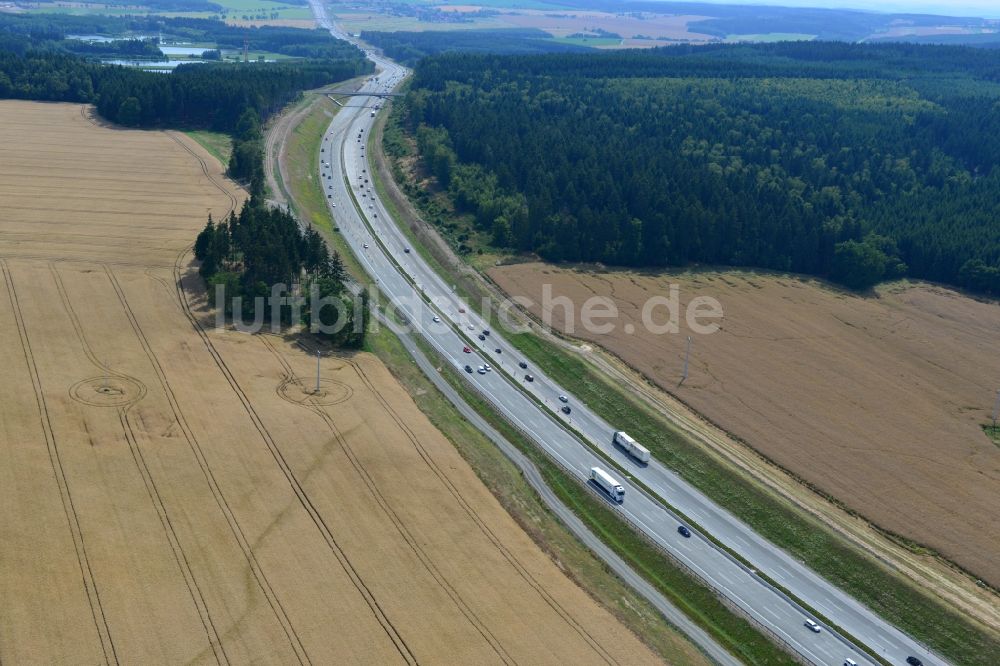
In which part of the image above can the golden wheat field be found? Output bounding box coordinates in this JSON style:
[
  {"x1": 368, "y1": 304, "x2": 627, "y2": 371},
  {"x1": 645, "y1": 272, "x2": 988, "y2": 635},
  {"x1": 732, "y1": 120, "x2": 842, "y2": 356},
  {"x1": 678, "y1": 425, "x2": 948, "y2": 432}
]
[
  {"x1": 0, "y1": 101, "x2": 660, "y2": 664},
  {"x1": 490, "y1": 263, "x2": 1000, "y2": 586}
]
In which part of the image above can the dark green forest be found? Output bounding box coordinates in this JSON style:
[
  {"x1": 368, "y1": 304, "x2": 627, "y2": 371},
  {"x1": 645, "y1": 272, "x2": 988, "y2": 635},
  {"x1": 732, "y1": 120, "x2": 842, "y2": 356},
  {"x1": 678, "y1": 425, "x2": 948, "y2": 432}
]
[
  {"x1": 195, "y1": 204, "x2": 366, "y2": 346},
  {"x1": 401, "y1": 42, "x2": 1000, "y2": 293},
  {"x1": 360, "y1": 28, "x2": 593, "y2": 66}
]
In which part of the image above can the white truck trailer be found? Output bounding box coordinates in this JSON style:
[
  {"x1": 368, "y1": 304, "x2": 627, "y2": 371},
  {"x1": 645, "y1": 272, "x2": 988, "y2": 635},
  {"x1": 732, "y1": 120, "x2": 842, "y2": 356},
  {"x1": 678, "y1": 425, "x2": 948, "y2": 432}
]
[
  {"x1": 590, "y1": 467, "x2": 625, "y2": 503},
  {"x1": 613, "y1": 431, "x2": 651, "y2": 463}
]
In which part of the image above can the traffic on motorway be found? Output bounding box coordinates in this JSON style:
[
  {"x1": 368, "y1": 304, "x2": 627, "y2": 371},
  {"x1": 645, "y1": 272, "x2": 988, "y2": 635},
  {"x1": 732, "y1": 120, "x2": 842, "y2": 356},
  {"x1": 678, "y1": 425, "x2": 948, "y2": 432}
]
[{"x1": 308, "y1": 8, "x2": 943, "y2": 665}]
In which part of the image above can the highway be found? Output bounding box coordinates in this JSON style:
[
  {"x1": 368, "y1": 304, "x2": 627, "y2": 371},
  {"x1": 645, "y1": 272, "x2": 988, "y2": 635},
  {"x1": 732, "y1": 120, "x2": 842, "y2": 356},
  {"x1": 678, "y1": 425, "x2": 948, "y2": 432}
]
[{"x1": 309, "y1": 5, "x2": 944, "y2": 665}]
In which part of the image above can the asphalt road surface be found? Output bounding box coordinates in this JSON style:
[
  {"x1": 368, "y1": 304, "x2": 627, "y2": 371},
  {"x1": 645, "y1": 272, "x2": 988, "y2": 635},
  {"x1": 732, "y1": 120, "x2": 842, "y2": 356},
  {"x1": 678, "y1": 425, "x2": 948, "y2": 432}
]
[{"x1": 308, "y1": 7, "x2": 945, "y2": 666}]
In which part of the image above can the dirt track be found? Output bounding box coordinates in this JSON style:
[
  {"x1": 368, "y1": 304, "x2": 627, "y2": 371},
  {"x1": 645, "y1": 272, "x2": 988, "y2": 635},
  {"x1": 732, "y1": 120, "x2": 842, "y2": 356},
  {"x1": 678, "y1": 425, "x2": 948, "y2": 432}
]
[
  {"x1": 0, "y1": 101, "x2": 658, "y2": 664},
  {"x1": 490, "y1": 263, "x2": 1000, "y2": 588}
]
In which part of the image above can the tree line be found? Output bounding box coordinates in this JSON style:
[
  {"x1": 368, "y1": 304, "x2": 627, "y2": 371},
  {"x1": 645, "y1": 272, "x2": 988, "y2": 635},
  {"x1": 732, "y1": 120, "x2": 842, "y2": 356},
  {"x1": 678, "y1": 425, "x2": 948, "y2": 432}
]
[
  {"x1": 0, "y1": 12, "x2": 362, "y2": 60},
  {"x1": 360, "y1": 28, "x2": 594, "y2": 66},
  {"x1": 401, "y1": 42, "x2": 1000, "y2": 294},
  {"x1": 195, "y1": 203, "x2": 366, "y2": 347},
  {"x1": 0, "y1": 39, "x2": 371, "y2": 195}
]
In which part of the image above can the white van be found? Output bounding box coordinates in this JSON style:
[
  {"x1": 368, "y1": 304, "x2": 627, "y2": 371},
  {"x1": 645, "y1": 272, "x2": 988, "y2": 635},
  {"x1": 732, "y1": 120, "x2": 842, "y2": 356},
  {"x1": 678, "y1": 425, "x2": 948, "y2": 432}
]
[{"x1": 844, "y1": 659, "x2": 858, "y2": 666}]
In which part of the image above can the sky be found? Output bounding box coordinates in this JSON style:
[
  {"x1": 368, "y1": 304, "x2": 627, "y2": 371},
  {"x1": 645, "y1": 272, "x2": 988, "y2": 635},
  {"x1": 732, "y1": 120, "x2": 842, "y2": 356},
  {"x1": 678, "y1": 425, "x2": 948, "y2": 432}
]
[{"x1": 683, "y1": 0, "x2": 1000, "y2": 19}]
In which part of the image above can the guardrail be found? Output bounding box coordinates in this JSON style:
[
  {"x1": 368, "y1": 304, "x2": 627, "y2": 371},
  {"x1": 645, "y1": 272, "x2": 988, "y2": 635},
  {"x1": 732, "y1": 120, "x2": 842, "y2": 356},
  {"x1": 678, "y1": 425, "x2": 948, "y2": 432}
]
[{"x1": 473, "y1": 387, "x2": 817, "y2": 666}]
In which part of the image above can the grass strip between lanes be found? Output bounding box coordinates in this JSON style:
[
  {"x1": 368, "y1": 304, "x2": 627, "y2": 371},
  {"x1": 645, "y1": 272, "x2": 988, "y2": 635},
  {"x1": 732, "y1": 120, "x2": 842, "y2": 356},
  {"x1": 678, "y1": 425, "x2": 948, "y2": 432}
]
[
  {"x1": 376, "y1": 97, "x2": 1000, "y2": 666},
  {"x1": 509, "y1": 330, "x2": 1000, "y2": 666},
  {"x1": 279, "y1": 89, "x2": 718, "y2": 665},
  {"x1": 409, "y1": 329, "x2": 799, "y2": 666}
]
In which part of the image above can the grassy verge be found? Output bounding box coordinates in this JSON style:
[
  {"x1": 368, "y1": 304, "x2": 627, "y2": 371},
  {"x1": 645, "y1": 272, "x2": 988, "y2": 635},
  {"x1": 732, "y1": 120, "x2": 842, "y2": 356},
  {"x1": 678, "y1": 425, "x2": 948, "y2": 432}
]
[
  {"x1": 379, "y1": 103, "x2": 1000, "y2": 666},
  {"x1": 281, "y1": 95, "x2": 370, "y2": 282},
  {"x1": 362, "y1": 323, "x2": 715, "y2": 665},
  {"x1": 185, "y1": 130, "x2": 233, "y2": 166},
  {"x1": 276, "y1": 93, "x2": 715, "y2": 664},
  {"x1": 983, "y1": 424, "x2": 1000, "y2": 448},
  {"x1": 402, "y1": 329, "x2": 797, "y2": 666},
  {"x1": 509, "y1": 331, "x2": 1000, "y2": 666}
]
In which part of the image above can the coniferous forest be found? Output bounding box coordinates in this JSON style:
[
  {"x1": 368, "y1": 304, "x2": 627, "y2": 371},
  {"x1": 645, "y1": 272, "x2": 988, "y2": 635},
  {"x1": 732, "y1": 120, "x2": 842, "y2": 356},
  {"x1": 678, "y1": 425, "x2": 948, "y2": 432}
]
[
  {"x1": 402, "y1": 42, "x2": 1000, "y2": 293},
  {"x1": 195, "y1": 204, "x2": 366, "y2": 347}
]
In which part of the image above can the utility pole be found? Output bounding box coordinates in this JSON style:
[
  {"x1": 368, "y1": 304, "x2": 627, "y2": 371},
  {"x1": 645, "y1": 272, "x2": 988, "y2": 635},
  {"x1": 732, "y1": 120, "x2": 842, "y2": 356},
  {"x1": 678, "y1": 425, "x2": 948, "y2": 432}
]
[
  {"x1": 315, "y1": 349, "x2": 322, "y2": 394},
  {"x1": 680, "y1": 336, "x2": 692, "y2": 385}
]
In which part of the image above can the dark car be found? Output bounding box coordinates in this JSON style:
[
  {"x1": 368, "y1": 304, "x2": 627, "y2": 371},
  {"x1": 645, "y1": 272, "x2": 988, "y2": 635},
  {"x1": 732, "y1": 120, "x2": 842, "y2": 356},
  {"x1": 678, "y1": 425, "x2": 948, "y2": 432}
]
[
  {"x1": 677, "y1": 525, "x2": 691, "y2": 538},
  {"x1": 482, "y1": 329, "x2": 490, "y2": 336},
  {"x1": 464, "y1": 365, "x2": 473, "y2": 373},
  {"x1": 906, "y1": 658, "x2": 923, "y2": 666},
  {"x1": 495, "y1": 348, "x2": 501, "y2": 354},
  {"x1": 518, "y1": 361, "x2": 527, "y2": 369},
  {"x1": 478, "y1": 334, "x2": 486, "y2": 341},
  {"x1": 561, "y1": 405, "x2": 571, "y2": 414},
  {"x1": 525, "y1": 374, "x2": 534, "y2": 382}
]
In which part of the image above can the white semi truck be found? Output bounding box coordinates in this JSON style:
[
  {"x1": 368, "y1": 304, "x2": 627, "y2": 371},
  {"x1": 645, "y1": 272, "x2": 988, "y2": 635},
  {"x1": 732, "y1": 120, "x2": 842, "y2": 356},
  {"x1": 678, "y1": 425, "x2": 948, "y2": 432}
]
[
  {"x1": 613, "y1": 431, "x2": 651, "y2": 463},
  {"x1": 590, "y1": 467, "x2": 625, "y2": 503}
]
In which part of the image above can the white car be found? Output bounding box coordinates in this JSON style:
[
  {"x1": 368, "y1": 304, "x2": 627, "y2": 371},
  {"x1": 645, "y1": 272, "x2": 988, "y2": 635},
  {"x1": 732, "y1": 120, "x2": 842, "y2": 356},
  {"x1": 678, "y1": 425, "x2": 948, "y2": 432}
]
[
  {"x1": 803, "y1": 619, "x2": 821, "y2": 634},
  {"x1": 484, "y1": 364, "x2": 492, "y2": 372},
  {"x1": 432, "y1": 316, "x2": 440, "y2": 323},
  {"x1": 558, "y1": 395, "x2": 569, "y2": 403},
  {"x1": 477, "y1": 366, "x2": 486, "y2": 375},
  {"x1": 331, "y1": 203, "x2": 336, "y2": 208},
  {"x1": 363, "y1": 243, "x2": 369, "y2": 249}
]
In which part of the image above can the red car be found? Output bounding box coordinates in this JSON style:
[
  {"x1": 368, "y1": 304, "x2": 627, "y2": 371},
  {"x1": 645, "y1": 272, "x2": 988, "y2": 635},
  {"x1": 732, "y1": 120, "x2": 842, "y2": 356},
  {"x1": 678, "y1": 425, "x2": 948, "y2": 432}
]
[{"x1": 463, "y1": 346, "x2": 472, "y2": 353}]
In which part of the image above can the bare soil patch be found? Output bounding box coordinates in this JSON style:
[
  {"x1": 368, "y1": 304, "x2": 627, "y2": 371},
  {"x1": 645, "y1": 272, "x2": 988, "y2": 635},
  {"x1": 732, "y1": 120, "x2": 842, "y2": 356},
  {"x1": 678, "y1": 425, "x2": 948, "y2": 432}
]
[
  {"x1": 0, "y1": 101, "x2": 658, "y2": 664},
  {"x1": 489, "y1": 263, "x2": 1000, "y2": 586}
]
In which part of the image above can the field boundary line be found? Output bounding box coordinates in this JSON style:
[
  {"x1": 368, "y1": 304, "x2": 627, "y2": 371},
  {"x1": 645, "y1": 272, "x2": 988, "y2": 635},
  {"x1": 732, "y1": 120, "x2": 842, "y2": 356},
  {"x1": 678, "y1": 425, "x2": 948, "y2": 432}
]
[
  {"x1": 1, "y1": 259, "x2": 118, "y2": 665},
  {"x1": 51, "y1": 262, "x2": 229, "y2": 665},
  {"x1": 103, "y1": 265, "x2": 311, "y2": 665},
  {"x1": 172, "y1": 249, "x2": 417, "y2": 666},
  {"x1": 258, "y1": 334, "x2": 517, "y2": 665}
]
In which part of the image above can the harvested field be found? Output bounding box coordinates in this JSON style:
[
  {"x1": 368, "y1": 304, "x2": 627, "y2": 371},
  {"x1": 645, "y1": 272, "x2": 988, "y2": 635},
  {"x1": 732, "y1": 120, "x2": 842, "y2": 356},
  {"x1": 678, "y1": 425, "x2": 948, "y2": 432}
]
[
  {"x1": 489, "y1": 263, "x2": 1000, "y2": 586},
  {"x1": 0, "y1": 101, "x2": 658, "y2": 664}
]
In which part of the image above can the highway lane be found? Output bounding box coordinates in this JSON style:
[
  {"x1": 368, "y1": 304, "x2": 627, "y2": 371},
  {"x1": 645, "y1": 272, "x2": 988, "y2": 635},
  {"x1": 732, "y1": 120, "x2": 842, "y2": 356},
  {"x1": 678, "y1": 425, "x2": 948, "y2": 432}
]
[
  {"x1": 310, "y1": 8, "x2": 944, "y2": 666},
  {"x1": 318, "y1": 67, "x2": 870, "y2": 666}
]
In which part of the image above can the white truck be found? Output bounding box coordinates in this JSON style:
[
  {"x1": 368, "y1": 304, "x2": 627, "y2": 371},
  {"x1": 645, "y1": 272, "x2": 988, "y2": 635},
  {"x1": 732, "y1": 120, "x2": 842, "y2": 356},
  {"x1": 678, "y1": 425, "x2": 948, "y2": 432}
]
[
  {"x1": 613, "y1": 431, "x2": 651, "y2": 463},
  {"x1": 590, "y1": 467, "x2": 625, "y2": 503}
]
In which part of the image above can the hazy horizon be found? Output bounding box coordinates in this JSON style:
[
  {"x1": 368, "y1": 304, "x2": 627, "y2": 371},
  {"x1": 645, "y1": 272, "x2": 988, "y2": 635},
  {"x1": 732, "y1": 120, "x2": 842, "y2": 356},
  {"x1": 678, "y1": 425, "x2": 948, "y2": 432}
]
[{"x1": 677, "y1": 0, "x2": 1000, "y2": 20}]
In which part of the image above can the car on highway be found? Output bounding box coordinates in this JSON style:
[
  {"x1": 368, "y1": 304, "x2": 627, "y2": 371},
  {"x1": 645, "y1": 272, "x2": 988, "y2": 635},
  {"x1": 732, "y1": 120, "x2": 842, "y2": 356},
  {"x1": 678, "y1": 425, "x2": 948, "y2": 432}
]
[
  {"x1": 677, "y1": 525, "x2": 691, "y2": 538},
  {"x1": 464, "y1": 365, "x2": 472, "y2": 373},
  {"x1": 477, "y1": 366, "x2": 486, "y2": 375},
  {"x1": 494, "y1": 348, "x2": 501, "y2": 354},
  {"x1": 525, "y1": 374, "x2": 534, "y2": 382},
  {"x1": 843, "y1": 659, "x2": 857, "y2": 666},
  {"x1": 404, "y1": 247, "x2": 411, "y2": 253},
  {"x1": 483, "y1": 364, "x2": 492, "y2": 372},
  {"x1": 332, "y1": 203, "x2": 336, "y2": 207},
  {"x1": 478, "y1": 334, "x2": 486, "y2": 341},
  {"x1": 558, "y1": 395, "x2": 569, "y2": 403},
  {"x1": 561, "y1": 405, "x2": 571, "y2": 414},
  {"x1": 363, "y1": 243, "x2": 369, "y2": 249},
  {"x1": 327, "y1": 195, "x2": 331, "y2": 198},
  {"x1": 467, "y1": 324, "x2": 475, "y2": 330},
  {"x1": 432, "y1": 316, "x2": 440, "y2": 323},
  {"x1": 906, "y1": 658, "x2": 922, "y2": 666},
  {"x1": 463, "y1": 346, "x2": 472, "y2": 353},
  {"x1": 803, "y1": 619, "x2": 822, "y2": 633},
  {"x1": 458, "y1": 307, "x2": 465, "y2": 313},
  {"x1": 518, "y1": 361, "x2": 527, "y2": 369}
]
